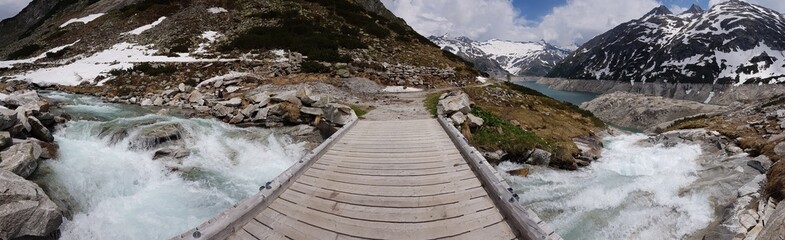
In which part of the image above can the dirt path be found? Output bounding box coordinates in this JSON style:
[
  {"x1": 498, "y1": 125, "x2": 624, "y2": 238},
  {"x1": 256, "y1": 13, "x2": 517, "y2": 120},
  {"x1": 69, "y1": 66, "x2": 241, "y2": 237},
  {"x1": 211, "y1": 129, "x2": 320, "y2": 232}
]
[{"x1": 362, "y1": 91, "x2": 432, "y2": 120}]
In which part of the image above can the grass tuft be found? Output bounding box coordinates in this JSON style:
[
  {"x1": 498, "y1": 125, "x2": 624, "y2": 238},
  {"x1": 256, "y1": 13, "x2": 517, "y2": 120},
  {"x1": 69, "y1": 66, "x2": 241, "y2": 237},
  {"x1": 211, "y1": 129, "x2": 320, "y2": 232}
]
[{"x1": 424, "y1": 92, "x2": 441, "y2": 118}]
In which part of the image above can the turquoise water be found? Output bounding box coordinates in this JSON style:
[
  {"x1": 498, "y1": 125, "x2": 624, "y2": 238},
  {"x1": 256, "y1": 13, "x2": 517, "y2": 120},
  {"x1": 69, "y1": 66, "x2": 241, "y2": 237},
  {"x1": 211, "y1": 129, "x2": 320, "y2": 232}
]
[{"x1": 513, "y1": 80, "x2": 598, "y2": 106}]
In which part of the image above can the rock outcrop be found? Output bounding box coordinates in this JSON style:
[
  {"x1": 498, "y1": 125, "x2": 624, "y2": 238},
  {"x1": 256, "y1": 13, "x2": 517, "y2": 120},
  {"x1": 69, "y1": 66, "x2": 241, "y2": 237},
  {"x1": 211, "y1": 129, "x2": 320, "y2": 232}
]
[
  {"x1": 580, "y1": 92, "x2": 727, "y2": 131},
  {"x1": 0, "y1": 168, "x2": 62, "y2": 239}
]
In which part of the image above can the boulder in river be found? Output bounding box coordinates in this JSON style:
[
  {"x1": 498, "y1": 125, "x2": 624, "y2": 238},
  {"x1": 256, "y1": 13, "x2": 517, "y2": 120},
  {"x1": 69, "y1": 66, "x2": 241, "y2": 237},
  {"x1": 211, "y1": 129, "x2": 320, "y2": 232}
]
[
  {"x1": 527, "y1": 149, "x2": 552, "y2": 166},
  {"x1": 0, "y1": 141, "x2": 42, "y2": 178},
  {"x1": 27, "y1": 116, "x2": 53, "y2": 143},
  {"x1": 130, "y1": 123, "x2": 183, "y2": 150},
  {"x1": 0, "y1": 109, "x2": 18, "y2": 130},
  {"x1": 0, "y1": 169, "x2": 62, "y2": 239},
  {"x1": 0, "y1": 131, "x2": 11, "y2": 149},
  {"x1": 2, "y1": 91, "x2": 40, "y2": 109}
]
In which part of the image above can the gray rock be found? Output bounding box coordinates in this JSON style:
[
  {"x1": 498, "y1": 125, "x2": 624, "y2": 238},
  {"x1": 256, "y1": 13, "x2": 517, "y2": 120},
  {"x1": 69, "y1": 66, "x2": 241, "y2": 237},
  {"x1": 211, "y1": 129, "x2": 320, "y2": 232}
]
[
  {"x1": 140, "y1": 98, "x2": 153, "y2": 106},
  {"x1": 229, "y1": 114, "x2": 244, "y2": 124},
  {"x1": 253, "y1": 107, "x2": 269, "y2": 121},
  {"x1": 737, "y1": 174, "x2": 765, "y2": 197},
  {"x1": 27, "y1": 116, "x2": 53, "y2": 142},
  {"x1": 130, "y1": 123, "x2": 182, "y2": 150},
  {"x1": 219, "y1": 97, "x2": 242, "y2": 107},
  {"x1": 2, "y1": 91, "x2": 39, "y2": 109},
  {"x1": 438, "y1": 93, "x2": 471, "y2": 115},
  {"x1": 188, "y1": 90, "x2": 204, "y2": 104},
  {"x1": 0, "y1": 131, "x2": 10, "y2": 149},
  {"x1": 300, "y1": 107, "x2": 324, "y2": 116},
  {"x1": 758, "y1": 201, "x2": 785, "y2": 240},
  {"x1": 0, "y1": 169, "x2": 62, "y2": 239},
  {"x1": 271, "y1": 91, "x2": 302, "y2": 107},
  {"x1": 241, "y1": 104, "x2": 259, "y2": 117},
  {"x1": 153, "y1": 97, "x2": 164, "y2": 106},
  {"x1": 450, "y1": 112, "x2": 466, "y2": 126},
  {"x1": 336, "y1": 69, "x2": 351, "y2": 78},
  {"x1": 528, "y1": 149, "x2": 552, "y2": 166},
  {"x1": 249, "y1": 92, "x2": 271, "y2": 105},
  {"x1": 0, "y1": 109, "x2": 18, "y2": 130},
  {"x1": 178, "y1": 83, "x2": 187, "y2": 92},
  {"x1": 194, "y1": 106, "x2": 210, "y2": 113},
  {"x1": 0, "y1": 141, "x2": 42, "y2": 178},
  {"x1": 467, "y1": 113, "x2": 484, "y2": 127},
  {"x1": 153, "y1": 147, "x2": 190, "y2": 160},
  {"x1": 297, "y1": 87, "x2": 318, "y2": 105},
  {"x1": 212, "y1": 104, "x2": 232, "y2": 117},
  {"x1": 324, "y1": 104, "x2": 357, "y2": 126},
  {"x1": 774, "y1": 141, "x2": 785, "y2": 156}
]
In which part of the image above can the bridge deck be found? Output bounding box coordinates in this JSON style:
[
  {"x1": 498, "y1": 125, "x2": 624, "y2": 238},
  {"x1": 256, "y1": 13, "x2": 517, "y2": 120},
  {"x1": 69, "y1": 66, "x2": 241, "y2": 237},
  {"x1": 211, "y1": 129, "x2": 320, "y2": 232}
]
[{"x1": 228, "y1": 119, "x2": 517, "y2": 240}]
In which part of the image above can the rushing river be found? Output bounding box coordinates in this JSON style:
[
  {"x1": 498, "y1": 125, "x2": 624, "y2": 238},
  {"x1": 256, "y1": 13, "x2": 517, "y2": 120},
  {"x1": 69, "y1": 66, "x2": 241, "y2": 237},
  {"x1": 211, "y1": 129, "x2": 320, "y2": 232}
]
[
  {"x1": 32, "y1": 93, "x2": 306, "y2": 240},
  {"x1": 503, "y1": 82, "x2": 714, "y2": 239}
]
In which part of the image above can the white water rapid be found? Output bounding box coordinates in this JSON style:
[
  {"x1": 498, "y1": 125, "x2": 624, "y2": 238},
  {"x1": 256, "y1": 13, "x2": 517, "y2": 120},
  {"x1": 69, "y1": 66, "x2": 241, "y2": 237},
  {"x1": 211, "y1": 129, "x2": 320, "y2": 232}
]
[
  {"x1": 34, "y1": 93, "x2": 306, "y2": 239},
  {"x1": 503, "y1": 134, "x2": 714, "y2": 239}
]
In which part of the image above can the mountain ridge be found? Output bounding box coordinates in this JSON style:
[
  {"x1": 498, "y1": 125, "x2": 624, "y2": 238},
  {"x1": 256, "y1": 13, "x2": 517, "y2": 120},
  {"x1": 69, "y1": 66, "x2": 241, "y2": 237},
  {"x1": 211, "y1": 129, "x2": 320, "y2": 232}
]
[
  {"x1": 430, "y1": 35, "x2": 571, "y2": 77},
  {"x1": 547, "y1": 0, "x2": 785, "y2": 85}
]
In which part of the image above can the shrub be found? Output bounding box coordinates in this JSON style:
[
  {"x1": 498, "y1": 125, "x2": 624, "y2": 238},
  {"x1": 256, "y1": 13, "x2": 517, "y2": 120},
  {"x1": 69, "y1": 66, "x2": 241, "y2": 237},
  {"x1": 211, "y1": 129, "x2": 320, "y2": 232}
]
[
  {"x1": 301, "y1": 61, "x2": 330, "y2": 73},
  {"x1": 7, "y1": 45, "x2": 42, "y2": 60},
  {"x1": 470, "y1": 106, "x2": 551, "y2": 156}
]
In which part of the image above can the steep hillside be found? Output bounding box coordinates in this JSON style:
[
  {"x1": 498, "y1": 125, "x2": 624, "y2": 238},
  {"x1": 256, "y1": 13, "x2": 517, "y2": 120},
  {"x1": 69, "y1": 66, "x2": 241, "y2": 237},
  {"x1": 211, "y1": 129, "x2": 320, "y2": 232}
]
[
  {"x1": 431, "y1": 35, "x2": 570, "y2": 77},
  {"x1": 547, "y1": 1, "x2": 785, "y2": 85},
  {"x1": 0, "y1": 0, "x2": 481, "y2": 94}
]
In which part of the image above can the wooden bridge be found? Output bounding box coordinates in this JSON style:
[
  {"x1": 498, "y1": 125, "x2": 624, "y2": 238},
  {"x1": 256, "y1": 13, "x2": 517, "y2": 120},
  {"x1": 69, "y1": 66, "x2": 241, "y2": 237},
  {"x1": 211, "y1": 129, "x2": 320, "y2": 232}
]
[{"x1": 175, "y1": 118, "x2": 561, "y2": 240}]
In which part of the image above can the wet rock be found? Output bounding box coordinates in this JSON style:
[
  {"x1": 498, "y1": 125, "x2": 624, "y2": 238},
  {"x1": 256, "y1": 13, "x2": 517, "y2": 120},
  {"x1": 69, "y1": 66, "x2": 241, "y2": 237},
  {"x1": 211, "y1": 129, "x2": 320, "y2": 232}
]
[
  {"x1": 241, "y1": 104, "x2": 259, "y2": 117},
  {"x1": 467, "y1": 113, "x2": 484, "y2": 127},
  {"x1": 483, "y1": 150, "x2": 505, "y2": 162},
  {"x1": 153, "y1": 97, "x2": 164, "y2": 106},
  {"x1": 35, "y1": 141, "x2": 58, "y2": 159},
  {"x1": 324, "y1": 104, "x2": 357, "y2": 126},
  {"x1": 229, "y1": 114, "x2": 244, "y2": 124},
  {"x1": 27, "y1": 116, "x2": 53, "y2": 142},
  {"x1": 0, "y1": 169, "x2": 62, "y2": 239},
  {"x1": 188, "y1": 90, "x2": 205, "y2": 105},
  {"x1": 527, "y1": 149, "x2": 552, "y2": 166},
  {"x1": 253, "y1": 107, "x2": 269, "y2": 121},
  {"x1": 507, "y1": 168, "x2": 530, "y2": 176},
  {"x1": 738, "y1": 175, "x2": 765, "y2": 197},
  {"x1": 34, "y1": 112, "x2": 55, "y2": 127},
  {"x1": 140, "y1": 98, "x2": 153, "y2": 106},
  {"x1": 0, "y1": 141, "x2": 42, "y2": 178},
  {"x1": 153, "y1": 147, "x2": 190, "y2": 160},
  {"x1": 130, "y1": 123, "x2": 183, "y2": 150}
]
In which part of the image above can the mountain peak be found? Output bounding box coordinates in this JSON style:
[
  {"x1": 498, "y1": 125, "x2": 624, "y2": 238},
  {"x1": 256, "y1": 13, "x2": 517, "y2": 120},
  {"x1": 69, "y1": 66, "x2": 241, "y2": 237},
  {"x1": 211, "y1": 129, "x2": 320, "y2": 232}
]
[
  {"x1": 646, "y1": 5, "x2": 673, "y2": 16},
  {"x1": 683, "y1": 4, "x2": 704, "y2": 14}
]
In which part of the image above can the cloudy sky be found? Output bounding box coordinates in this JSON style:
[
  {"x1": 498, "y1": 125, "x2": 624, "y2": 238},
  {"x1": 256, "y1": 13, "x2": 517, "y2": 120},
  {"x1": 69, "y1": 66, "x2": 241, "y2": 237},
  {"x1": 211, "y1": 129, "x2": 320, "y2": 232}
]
[
  {"x1": 381, "y1": 0, "x2": 785, "y2": 47},
  {"x1": 0, "y1": 0, "x2": 31, "y2": 21}
]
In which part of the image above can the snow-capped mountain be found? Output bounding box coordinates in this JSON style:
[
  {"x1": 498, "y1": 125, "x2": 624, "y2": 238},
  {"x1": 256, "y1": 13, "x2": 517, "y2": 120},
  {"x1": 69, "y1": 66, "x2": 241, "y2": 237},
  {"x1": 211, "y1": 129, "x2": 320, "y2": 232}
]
[
  {"x1": 547, "y1": 1, "x2": 785, "y2": 85},
  {"x1": 429, "y1": 35, "x2": 571, "y2": 77}
]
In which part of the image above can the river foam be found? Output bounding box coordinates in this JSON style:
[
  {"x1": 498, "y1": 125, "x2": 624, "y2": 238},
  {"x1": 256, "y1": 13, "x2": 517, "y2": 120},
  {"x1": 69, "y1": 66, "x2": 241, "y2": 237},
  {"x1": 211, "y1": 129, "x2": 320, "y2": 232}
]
[
  {"x1": 504, "y1": 134, "x2": 713, "y2": 239},
  {"x1": 35, "y1": 93, "x2": 306, "y2": 239}
]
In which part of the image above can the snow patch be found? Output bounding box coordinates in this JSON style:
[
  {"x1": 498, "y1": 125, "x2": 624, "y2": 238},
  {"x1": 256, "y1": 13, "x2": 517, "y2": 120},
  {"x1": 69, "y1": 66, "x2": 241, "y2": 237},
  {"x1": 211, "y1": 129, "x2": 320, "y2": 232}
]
[
  {"x1": 10, "y1": 42, "x2": 230, "y2": 86},
  {"x1": 382, "y1": 86, "x2": 423, "y2": 93},
  {"x1": 194, "y1": 31, "x2": 223, "y2": 54},
  {"x1": 125, "y1": 17, "x2": 167, "y2": 35},
  {"x1": 207, "y1": 7, "x2": 228, "y2": 14},
  {"x1": 476, "y1": 76, "x2": 488, "y2": 83},
  {"x1": 60, "y1": 13, "x2": 105, "y2": 28},
  {"x1": 0, "y1": 40, "x2": 80, "y2": 69},
  {"x1": 197, "y1": 72, "x2": 254, "y2": 88}
]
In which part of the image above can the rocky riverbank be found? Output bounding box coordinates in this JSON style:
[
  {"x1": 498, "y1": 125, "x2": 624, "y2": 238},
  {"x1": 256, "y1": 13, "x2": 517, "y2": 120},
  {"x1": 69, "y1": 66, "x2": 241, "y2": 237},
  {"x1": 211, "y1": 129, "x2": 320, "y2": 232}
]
[
  {"x1": 0, "y1": 88, "x2": 68, "y2": 239},
  {"x1": 580, "y1": 92, "x2": 728, "y2": 131},
  {"x1": 537, "y1": 78, "x2": 785, "y2": 105}
]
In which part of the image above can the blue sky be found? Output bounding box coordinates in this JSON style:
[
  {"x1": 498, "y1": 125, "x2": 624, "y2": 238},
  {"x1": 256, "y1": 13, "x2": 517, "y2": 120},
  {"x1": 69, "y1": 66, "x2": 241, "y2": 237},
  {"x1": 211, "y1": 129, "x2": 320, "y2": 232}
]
[{"x1": 517, "y1": 0, "x2": 710, "y2": 22}]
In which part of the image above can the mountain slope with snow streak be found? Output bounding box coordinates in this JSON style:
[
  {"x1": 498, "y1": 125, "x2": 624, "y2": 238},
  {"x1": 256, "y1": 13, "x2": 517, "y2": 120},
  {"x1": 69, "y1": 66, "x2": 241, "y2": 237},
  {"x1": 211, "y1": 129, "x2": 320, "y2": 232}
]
[
  {"x1": 430, "y1": 35, "x2": 571, "y2": 77},
  {"x1": 548, "y1": 1, "x2": 785, "y2": 85}
]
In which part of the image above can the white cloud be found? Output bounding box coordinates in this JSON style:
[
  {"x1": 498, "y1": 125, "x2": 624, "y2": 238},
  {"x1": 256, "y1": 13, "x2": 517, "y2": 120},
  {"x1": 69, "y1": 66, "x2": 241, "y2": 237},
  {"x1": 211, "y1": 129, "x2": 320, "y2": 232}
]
[
  {"x1": 382, "y1": 0, "x2": 662, "y2": 47},
  {"x1": 710, "y1": 0, "x2": 785, "y2": 12},
  {"x1": 0, "y1": 0, "x2": 31, "y2": 20},
  {"x1": 533, "y1": 0, "x2": 660, "y2": 47},
  {"x1": 380, "y1": 0, "x2": 538, "y2": 41}
]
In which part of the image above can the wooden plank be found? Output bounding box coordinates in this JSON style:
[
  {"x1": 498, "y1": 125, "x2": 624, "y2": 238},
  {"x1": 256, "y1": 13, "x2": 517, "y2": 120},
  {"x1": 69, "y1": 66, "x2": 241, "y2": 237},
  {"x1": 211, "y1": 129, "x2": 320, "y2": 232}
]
[
  {"x1": 309, "y1": 163, "x2": 470, "y2": 177},
  {"x1": 288, "y1": 182, "x2": 488, "y2": 208},
  {"x1": 242, "y1": 219, "x2": 288, "y2": 240},
  {"x1": 322, "y1": 150, "x2": 462, "y2": 159},
  {"x1": 279, "y1": 189, "x2": 496, "y2": 223},
  {"x1": 269, "y1": 198, "x2": 506, "y2": 239},
  {"x1": 443, "y1": 220, "x2": 517, "y2": 240},
  {"x1": 226, "y1": 229, "x2": 259, "y2": 240},
  {"x1": 255, "y1": 209, "x2": 339, "y2": 240},
  {"x1": 296, "y1": 175, "x2": 480, "y2": 197},
  {"x1": 318, "y1": 153, "x2": 464, "y2": 163},
  {"x1": 303, "y1": 167, "x2": 476, "y2": 186},
  {"x1": 326, "y1": 146, "x2": 455, "y2": 154},
  {"x1": 314, "y1": 159, "x2": 466, "y2": 171}
]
